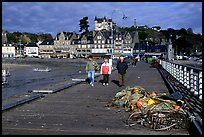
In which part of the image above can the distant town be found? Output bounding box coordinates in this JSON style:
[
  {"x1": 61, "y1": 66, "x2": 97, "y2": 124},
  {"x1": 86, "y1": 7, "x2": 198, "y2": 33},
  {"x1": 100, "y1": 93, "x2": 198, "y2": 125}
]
[{"x1": 2, "y1": 16, "x2": 202, "y2": 60}]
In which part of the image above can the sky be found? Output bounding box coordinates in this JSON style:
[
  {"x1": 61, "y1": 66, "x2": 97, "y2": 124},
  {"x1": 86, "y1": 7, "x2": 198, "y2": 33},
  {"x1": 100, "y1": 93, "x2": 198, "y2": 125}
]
[{"x1": 2, "y1": 2, "x2": 202, "y2": 38}]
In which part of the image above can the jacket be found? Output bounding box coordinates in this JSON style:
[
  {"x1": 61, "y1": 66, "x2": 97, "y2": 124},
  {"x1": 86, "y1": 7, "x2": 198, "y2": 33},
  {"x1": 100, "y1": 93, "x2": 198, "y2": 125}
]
[
  {"x1": 116, "y1": 60, "x2": 128, "y2": 74},
  {"x1": 86, "y1": 60, "x2": 99, "y2": 71},
  {"x1": 100, "y1": 62, "x2": 111, "y2": 74}
]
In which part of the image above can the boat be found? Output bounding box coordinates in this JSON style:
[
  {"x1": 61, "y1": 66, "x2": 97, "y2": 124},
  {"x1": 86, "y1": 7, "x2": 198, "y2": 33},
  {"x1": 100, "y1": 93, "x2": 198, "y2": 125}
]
[
  {"x1": 2, "y1": 69, "x2": 10, "y2": 77},
  {"x1": 33, "y1": 67, "x2": 51, "y2": 72},
  {"x1": 2, "y1": 76, "x2": 8, "y2": 85}
]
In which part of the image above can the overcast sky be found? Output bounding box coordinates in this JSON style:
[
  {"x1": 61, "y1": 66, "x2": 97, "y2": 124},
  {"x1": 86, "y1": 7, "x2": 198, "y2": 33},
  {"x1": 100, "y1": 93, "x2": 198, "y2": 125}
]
[{"x1": 2, "y1": 2, "x2": 202, "y2": 37}]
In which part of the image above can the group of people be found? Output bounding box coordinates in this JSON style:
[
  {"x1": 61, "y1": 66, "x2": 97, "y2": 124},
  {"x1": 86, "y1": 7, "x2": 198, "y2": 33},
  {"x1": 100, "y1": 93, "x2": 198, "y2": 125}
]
[{"x1": 85, "y1": 55, "x2": 130, "y2": 87}]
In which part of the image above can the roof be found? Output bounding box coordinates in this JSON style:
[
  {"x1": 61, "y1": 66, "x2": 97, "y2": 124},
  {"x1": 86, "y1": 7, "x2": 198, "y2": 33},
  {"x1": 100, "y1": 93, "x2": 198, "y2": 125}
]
[
  {"x1": 26, "y1": 43, "x2": 38, "y2": 47},
  {"x1": 94, "y1": 16, "x2": 112, "y2": 23},
  {"x1": 39, "y1": 39, "x2": 54, "y2": 45},
  {"x1": 72, "y1": 35, "x2": 94, "y2": 44},
  {"x1": 55, "y1": 32, "x2": 76, "y2": 40}
]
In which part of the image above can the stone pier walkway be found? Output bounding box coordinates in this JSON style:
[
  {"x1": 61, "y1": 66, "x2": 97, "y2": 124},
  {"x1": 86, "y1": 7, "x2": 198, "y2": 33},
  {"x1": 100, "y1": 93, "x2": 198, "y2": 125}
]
[{"x1": 2, "y1": 61, "x2": 189, "y2": 135}]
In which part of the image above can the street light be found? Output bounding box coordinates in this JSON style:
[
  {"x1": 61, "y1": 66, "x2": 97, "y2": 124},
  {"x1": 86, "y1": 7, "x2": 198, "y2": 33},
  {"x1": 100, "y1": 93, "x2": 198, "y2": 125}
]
[
  {"x1": 19, "y1": 39, "x2": 21, "y2": 58},
  {"x1": 110, "y1": 9, "x2": 127, "y2": 59}
]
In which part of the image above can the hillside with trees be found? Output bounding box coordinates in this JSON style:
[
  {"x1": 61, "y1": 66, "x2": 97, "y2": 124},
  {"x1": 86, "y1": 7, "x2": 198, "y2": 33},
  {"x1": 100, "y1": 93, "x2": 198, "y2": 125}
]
[
  {"x1": 119, "y1": 26, "x2": 202, "y2": 56},
  {"x1": 6, "y1": 31, "x2": 53, "y2": 44}
]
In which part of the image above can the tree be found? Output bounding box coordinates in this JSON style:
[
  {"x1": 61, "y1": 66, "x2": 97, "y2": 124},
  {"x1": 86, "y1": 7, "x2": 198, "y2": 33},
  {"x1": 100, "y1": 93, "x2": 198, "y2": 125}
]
[
  {"x1": 21, "y1": 34, "x2": 31, "y2": 44},
  {"x1": 177, "y1": 28, "x2": 187, "y2": 36},
  {"x1": 187, "y1": 28, "x2": 193, "y2": 34},
  {"x1": 7, "y1": 32, "x2": 22, "y2": 44},
  {"x1": 79, "y1": 16, "x2": 90, "y2": 34},
  {"x1": 37, "y1": 33, "x2": 53, "y2": 41}
]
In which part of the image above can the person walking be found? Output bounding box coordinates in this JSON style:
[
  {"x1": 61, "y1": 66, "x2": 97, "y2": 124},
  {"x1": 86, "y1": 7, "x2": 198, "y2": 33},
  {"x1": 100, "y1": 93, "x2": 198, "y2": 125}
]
[
  {"x1": 131, "y1": 56, "x2": 136, "y2": 67},
  {"x1": 85, "y1": 55, "x2": 99, "y2": 87},
  {"x1": 100, "y1": 58, "x2": 112, "y2": 86},
  {"x1": 133, "y1": 57, "x2": 138, "y2": 67},
  {"x1": 116, "y1": 55, "x2": 128, "y2": 87}
]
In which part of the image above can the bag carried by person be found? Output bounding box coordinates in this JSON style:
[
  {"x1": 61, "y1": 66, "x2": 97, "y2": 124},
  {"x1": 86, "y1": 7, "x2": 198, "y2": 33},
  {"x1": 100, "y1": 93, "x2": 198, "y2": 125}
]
[
  {"x1": 95, "y1": 66, "x2": 99, "y2": 71},
  {"x1": 93, "y1": 61, "x2": 99, "y2": 71}
]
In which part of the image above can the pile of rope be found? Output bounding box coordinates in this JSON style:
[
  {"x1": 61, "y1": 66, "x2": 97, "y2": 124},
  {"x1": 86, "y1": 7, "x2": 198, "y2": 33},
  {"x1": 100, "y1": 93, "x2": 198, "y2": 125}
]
[{"x1": 108, "y1": 86, "x2": 190, "y2": 131}]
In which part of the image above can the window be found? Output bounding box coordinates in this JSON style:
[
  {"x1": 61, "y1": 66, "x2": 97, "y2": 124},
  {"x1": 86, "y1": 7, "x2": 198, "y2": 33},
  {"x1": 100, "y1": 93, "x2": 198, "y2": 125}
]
[
  {"x1": 102, "y1": 40, "x2": 105, "y2": 44},
  {"x1": 98, "y1": 40, "x2": 101, "y2": 43},
  {"x1": 97, "y1": 36, "x2": 101, "y2": 39},
  {"x1": 82, "y1": 45, "x2": 86, "y2": 48}
]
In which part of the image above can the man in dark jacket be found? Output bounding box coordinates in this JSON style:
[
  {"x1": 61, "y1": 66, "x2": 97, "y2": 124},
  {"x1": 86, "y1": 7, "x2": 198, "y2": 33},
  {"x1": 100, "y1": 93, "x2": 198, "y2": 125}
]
[{"x1": 116, "y1": 55, "x2": 128, "y2": 87}]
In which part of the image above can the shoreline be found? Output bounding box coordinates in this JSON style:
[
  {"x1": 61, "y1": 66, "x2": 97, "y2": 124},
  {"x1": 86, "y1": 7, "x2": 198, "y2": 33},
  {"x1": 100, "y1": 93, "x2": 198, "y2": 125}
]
[{"x1": 2, "y1": 63, "x2": 31, "y2": 68}]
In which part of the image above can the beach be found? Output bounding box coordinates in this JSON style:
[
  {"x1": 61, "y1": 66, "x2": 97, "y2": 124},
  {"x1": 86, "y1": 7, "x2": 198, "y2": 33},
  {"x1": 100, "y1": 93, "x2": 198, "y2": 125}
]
[{"x1": 2, "y1": 58, "x2": 92, "y2": 106}]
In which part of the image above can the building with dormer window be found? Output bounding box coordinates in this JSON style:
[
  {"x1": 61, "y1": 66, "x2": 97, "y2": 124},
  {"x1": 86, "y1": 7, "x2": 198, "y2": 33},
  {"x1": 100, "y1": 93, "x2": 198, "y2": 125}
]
[
  {"x1": 94, "y1": 16, "x2": 116, "y2": 32},
  {"x1": 54, "y1": 32, "x2": 78, "y2": 58},
  {"x1": 73, "y1": 34, "x2": 93, "y2": 58},
  {"x1": 38, "y1": 39, "x2": 54, "y2": 58}
]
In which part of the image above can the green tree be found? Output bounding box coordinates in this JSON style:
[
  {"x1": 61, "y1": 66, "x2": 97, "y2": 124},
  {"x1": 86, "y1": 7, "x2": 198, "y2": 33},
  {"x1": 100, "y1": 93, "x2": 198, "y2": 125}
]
[
  {"x1": 186, "y1": 28, "x2": 193, "y2": 34},
  {"x1": 7, "y1": 32, "x2": 22, "y2": 44},
  {"x1": 79, "y1": 16, "x2": 90, "y2": 34},
  {"x1": 177, "y1": 28, "x2": 187, "y2": 36},
  {"x1": 21, "y1": 34, "x2": 31, "y2": 44}
]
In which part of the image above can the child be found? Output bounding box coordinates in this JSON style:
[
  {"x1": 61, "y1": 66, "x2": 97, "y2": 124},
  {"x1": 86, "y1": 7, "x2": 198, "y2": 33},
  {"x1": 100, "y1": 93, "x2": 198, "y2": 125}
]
[{"x1": 100, "y1": 58, "x2": 112, "y2": 86}]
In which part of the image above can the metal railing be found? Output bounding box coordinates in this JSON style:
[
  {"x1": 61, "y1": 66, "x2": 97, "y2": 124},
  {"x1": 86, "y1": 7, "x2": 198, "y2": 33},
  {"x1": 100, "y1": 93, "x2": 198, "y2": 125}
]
[{"x1": 159, "y1": 60, "x2": 202, "y2": 101}]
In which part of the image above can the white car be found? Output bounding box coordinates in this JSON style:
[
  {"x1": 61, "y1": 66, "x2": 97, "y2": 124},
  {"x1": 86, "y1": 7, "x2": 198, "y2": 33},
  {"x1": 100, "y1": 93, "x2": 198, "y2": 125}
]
[{"x1": 197, "y1": 59, "x2": 202, "y2": 63}]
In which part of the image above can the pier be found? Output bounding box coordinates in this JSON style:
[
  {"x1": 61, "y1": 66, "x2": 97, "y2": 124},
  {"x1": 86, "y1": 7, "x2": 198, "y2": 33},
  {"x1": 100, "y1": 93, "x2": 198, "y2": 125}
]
[{"x1": 2, "y1": 60, "x2": 201, "y2": 135}]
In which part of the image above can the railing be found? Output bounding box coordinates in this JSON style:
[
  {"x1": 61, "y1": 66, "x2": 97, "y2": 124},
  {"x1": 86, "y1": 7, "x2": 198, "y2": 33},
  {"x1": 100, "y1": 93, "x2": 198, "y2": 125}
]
[{"x1": 159, "y1": 60, "x2": 202, "y2": 101}]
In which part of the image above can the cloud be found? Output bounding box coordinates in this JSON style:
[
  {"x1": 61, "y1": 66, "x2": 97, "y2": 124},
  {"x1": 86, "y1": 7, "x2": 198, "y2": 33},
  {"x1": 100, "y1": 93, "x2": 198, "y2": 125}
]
[{"x1": 2, "y1": 2, "x2": 202, "y2": 37}]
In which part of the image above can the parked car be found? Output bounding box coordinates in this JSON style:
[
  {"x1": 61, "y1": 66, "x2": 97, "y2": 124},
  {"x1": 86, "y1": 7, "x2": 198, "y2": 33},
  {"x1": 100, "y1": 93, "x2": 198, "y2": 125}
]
[
  {"x1": 189, "y1": 56, "x2": 200, "y2": 61},
  {"x1": 197, "y1": 59, "x2": 202, "y2": 63},
  {"x1": 176, "y1": 55, "x2": 183, "y2": 60}
]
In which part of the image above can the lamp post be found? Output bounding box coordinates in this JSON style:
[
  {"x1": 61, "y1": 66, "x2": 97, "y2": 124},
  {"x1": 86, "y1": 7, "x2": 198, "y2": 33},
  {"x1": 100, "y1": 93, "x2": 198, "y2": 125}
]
[
  {"x1": 19, "y1": 39, "x2": 21, "y2": 58},
  {"x1": 110, "y1": 9, "x2": 127, "y2": 59}
]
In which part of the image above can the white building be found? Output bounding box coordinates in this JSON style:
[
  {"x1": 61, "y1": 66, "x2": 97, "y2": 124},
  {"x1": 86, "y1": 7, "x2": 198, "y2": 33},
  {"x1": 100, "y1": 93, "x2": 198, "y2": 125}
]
[
  {"x1": 25, "y1": 43, "x2": 39, "y2": 57},
  {"x1": 94, "y1": 16, "x2": 114, "y2": 31},
  {"x1": 2, "y1": 44, "x2": 16, "y2": 58}
]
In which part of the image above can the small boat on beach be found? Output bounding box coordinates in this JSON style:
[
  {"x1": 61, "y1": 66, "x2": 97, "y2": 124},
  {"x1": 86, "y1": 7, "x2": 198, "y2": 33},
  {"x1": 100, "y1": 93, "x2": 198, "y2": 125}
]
[
  {"x1": 2, "y1": 69, "x2": 10, "y2": 77},
  {"x1": 33, "y1": 67, "x2": 51, "y2": 72},
  {"x1": 2, "y1": 76, "x2": 8, "y2": 85}
]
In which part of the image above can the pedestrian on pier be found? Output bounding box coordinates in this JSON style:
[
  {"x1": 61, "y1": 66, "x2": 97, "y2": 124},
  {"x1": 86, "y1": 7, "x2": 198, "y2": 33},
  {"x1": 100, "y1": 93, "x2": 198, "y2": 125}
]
[
  {"x1": 100, "y1": 58, "x2": 112, "y2": 86},
  {"x1": 116, "y1": 55, "x2": 128, "y2": 87},
  {"x1": 86, "y1": 55, "x2": 99, "y2": 87},
  {"x1": 132, "y1": 56, "x2": 138, "y2": 67}
]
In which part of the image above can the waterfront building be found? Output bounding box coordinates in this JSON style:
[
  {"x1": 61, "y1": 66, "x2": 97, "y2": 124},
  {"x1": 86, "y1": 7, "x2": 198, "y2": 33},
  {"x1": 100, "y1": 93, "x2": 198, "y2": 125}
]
[
  {"x1": 2, "y1": 44, "x2": 15, "y2": 58},
  {"x1": 38, "y1": 39, "x2": 54, "y2": 58},
  {"x1": 92, "y1": 30, "x2": 112, "y2": 58},
  {"x1": 72, "y1": 34, "x2": 93, "y2": 58},
  {"x1": 54, "y1": 32, "x2": 78, "y2": 58},
  {"x1": 114, "y1": 32, "x2": 123, "y2": 58},
  {"x1": 25, "y1": 43, "x2": 39, "y2": 57},
  {"x1": 122, "y1": 31, "x2": 135, "y2": 58}
]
